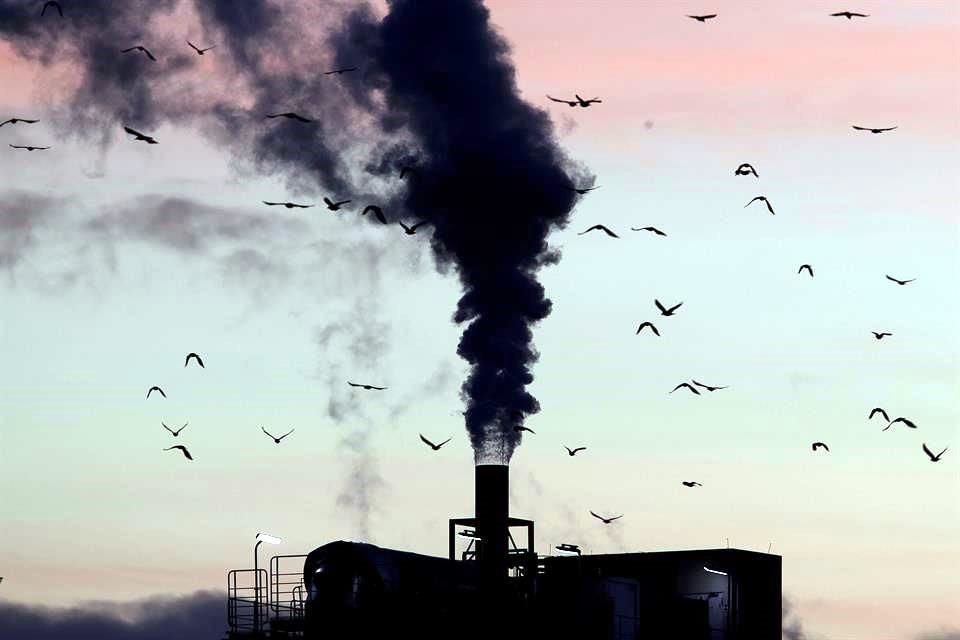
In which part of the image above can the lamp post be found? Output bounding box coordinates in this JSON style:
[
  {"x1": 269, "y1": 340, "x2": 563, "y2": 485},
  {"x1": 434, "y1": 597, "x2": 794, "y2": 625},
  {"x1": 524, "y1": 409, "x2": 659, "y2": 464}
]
[{"x1": 254, "y1": 532, "x2": 282, "y2": 634}]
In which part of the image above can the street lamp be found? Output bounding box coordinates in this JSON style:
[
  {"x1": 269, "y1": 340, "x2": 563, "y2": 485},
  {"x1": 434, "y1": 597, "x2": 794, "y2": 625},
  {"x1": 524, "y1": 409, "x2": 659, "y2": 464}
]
[{"x1": 254, "y1": 532, "x2": 282, "y2": 633}]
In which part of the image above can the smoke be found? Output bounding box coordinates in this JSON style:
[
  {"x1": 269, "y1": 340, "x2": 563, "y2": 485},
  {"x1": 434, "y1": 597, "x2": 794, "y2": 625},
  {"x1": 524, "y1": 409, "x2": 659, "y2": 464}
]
[
  {"x1": 0, "y1": 191, "x2": 65, "y2": 272},
  {"x1": 782, "y1": 596, "x2": 806, "y2": 640}
]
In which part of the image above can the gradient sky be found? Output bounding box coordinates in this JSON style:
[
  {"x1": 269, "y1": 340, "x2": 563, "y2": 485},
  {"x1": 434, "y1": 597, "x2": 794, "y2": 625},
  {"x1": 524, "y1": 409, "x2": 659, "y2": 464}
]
[{"x1": 1, "y1": 2, "x2": 958, "y2": 639}]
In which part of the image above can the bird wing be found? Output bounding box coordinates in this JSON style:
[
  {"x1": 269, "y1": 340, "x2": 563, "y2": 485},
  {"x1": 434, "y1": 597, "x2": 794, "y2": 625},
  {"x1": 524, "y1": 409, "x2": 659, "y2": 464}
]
[
  {"x1": 437, "y1": 437, "x2": 451, "y2": 448},
  {"x1": 323, "y1": 197, "x2": 334, "y2": 207},
  {"x1": 877, "y1": 127, "x2": 897, "y2": 131},
  {"x1": 261, "y1": 426, "x2": 275, "y2": 439},
  {"x1": 187, "y1": 41, "x2": 200, "y2": 52},
  {"x1": 869, "y1": 407, "x2": 888, "y2": 421},
  {"x1": 547, "y1": 95, "x2": 573, "y2": 104},
  {"x1": 9, "y1": 145, "x2": 25, "y2": 148},
  {"x1": 373, "y1": 209, "x2": 388, "y2": 224},
  {"x1": 764, "y1": 200, "x2": 776, "y2": 214},
  {"x1": 852, "y1": 126, "x2": 870, "y2": 131},
  {"x1": 399, "y1": 221, "x2": 411, "y2": 232},
  {"x1": 262, "y1": 201, "x2": 281, "y2": 206},
  {"x1": 564, "y1": 446, "x2": 573, "y2": 454},
  {"x1": 279, "y1": 429, "x2": 295, "y2": 440},
  {"x1": 201, "y1": 46, "x2": 216, "y2": 52},
  {"x1": 335, "y1": 200, "x2": 351, "y2": 206},
  {"x1": 0, "y1": 120, "x2": 10, "y2": 127},
  {"x1": 666, "y1": 302, "x2": 683, "y2": 313},
  {"x1": 347, "y1": 381, "x2": 361, "y2": 387},
  {"x1": 655, "y1": 299, "x2": 667, "y2": 313},
  {"x1": 572, "y1": 447, "x2": 586, "y2": 453},
  {"x1": 419, "y1": 433, "x2": 436, "y2": 448},
  {"x1": 589, "y1": 511, "x2": 604, "y2": 521},
  {"x1": 182, "y1": 447, "x2": 193, "y2": 460},
  {"x1": 121, "y1": 47, "x2": 138, "y2": 53},
  {"x1": 410, "y1": 222, "x2": 428, "y2": 231},
  {"x1": 162, "y1": 422, "x2": 175, "y2": 434},
  {"x1": 597, "y1": 225, "x2": 618, "y2": 238},
  {"x1": 607, "y1": 514, "x2": 623, "y2": 521},
  {"x1": 123, "y1": 126, "x2": 145, "y2": 137},
  {"x1": 142, "y1": 48, "x2": 157, "y2": 61},
  {"x1": 922, "y1": 443, "x2": 935, "y2": 460}
]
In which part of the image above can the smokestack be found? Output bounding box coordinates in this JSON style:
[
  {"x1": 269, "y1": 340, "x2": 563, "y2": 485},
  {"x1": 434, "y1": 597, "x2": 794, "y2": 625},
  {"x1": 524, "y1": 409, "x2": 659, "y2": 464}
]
[{"x1": 475, "y1": 464, "x2": 509, "y2": 588}]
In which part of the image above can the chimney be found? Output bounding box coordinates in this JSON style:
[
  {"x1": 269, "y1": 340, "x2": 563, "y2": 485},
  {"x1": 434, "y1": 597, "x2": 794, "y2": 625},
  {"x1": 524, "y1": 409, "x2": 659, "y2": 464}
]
[{"x1": 474, "y1": 464, "x2": 509, "y2": 587}]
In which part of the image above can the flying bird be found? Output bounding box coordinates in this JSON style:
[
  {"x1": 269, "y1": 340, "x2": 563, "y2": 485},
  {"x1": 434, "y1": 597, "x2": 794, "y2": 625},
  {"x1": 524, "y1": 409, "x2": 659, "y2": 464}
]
[
  {"x1": 631, "y1": 226, "x2": 667, "y2": 236},
  {"x1": 347, "y1": 381, "x2": 387, "y2": 390},
  {"x1": 184, "y1": 352, "x2": 204, "y2": 368},
  {"x1": 735, "y1": 163, "x2": 759, "y2": 178},
  {"x1": 812, "y1": 442, "x2": 830, "y2": 452},
  {"x1": 687, "y1": 14, "x2": 717, "y2": 22},
  {"x1": 635, "y1": 321, "x2": 660, "y2": 336},
  {"x1": 263, "y1": 201, "x2": 312, "y2": 209},
  {"x1": 162, "y1": 422, "x2": 188, "y2": 437},
  {"x1": 564, "y1": 446, "x2": 587, "y2": 457},
  {"x1": 691, "y1": 379, "x2": 727, "y2": 392},
  {"x1": 8, "y1": 144, "x2": 49, "y2": 151},
  {"x1": 885, "y1": 275, "x2": 915, "y2": 286},
  {"x1": 362, "y1": 205, "x2": 389, "y2": 225},
  {"x1": 123, "y1": 126, "x2": 157, "y2": 144},
  {"x1": 922, "y1": 443, "x2": 948, "y2": 462},
  {"x1": 262, "y1": 427, "x2": 295, "y2": 444},
  {"x1": 399, "y1": 221, "x2": 428, "y2": 235},
  {"x1": 514, "y1": 426, "x2": 536, "y2": 434},
  {"x1": 830, "y1": 11, "x2": 869, "y2": 19},
  {"x1": 868, "y1": 407, "x2": 889, "y2": 422},
  {"x1": 265, "y1": 112, "x2": 313, "y2": 123},
  {"x1": 324, "y1": 67, "x2": 358, "y2": 75},
  {"x1": 852, "y1": 125, "x2": 897, "y2": 134},
  {"x1": 798, "y1": 264, "x2": 814, "y2": 277},
  {"x1": 578, "y1": 224, "x2": 619, "y2": 238},
  {"x1": 589, "y1": 511, "x2": 623, "y2": 524},
  {"x1": 655, "y1": 299, "x2": 683, "y2": 316},
  {"x1": 164, "y1": 445, "x2": 193, "y2": 460},
  {"x1": 872, "y1": 332, "x2": 892, "y2": 340},
  {"x1": 41, "y1": 1, "x2": 63, "y2": 16},
  {"x1": 121, "y1": 46, "x2": 157, "y2": 62},
  {"x1": 547, "y1": 95, "x2": 602, "y2": 107},
  {"x1": 671, "y1": 382, "x2": 701, "y2": 395},
  {"x1": 0, "y1": 118, "x2": 39, "y2": 128},
  {"x1": 883, "y1": 417, "x2": 918, "y2": 431},
  {"x1": 568, "y1": 185, "x2": 599, "y2": 195},
  {"x1": 146, "y1": 386, "x2": 166, "y2": 399},
  {"x1": 323, "y1": 197, "x2": 351, "y2": 211},
  {"x1": 419, "y1": 434, "x2": 451, "y2": 451},
  {"x1": 187, "y1": 41, "x2": 216, "y2": 55},
  {"x1": 681, "y1": 481, "x2": 703, "y2": 487},
  {"x1": 745, "y1": 196, "x2": 776, "y2": 215}
]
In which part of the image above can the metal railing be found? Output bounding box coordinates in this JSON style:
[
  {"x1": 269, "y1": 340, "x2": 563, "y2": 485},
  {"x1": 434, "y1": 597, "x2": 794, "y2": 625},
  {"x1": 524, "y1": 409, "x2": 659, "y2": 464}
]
[
  {"x1": 269, "y1": 554, "x2": 308, "y2": 620},
  {"x1": 227, "y1": 568, "x2": 268, "y2": 634}
]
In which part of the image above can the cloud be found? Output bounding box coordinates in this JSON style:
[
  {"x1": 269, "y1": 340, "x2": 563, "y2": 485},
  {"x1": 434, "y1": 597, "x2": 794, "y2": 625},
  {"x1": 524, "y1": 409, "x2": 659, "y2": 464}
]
[
  {"x1": 782, "y1": 595, "x2": 807, "y2": 640},
  {"x1": 915, "y1": 632, "x2": 960, "y2": 640},
  {"x1": 0, "y1": 191, "x2": 64, "y2": 271}
]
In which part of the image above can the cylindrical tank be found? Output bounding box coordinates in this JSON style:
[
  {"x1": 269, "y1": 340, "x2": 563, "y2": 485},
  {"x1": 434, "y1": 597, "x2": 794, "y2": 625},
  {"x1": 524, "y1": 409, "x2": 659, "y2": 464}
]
[{"x1": 475, "y1": 464, "x2": 509, "y2": 588}]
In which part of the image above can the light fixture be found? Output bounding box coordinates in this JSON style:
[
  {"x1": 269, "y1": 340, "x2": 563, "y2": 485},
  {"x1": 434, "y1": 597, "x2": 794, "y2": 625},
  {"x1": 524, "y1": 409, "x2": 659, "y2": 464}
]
[
  {"x1": 256, "y1": 532, "x2": 282, "y2": 545},
  {"x1": 458, "y1": 529, "x2": 480, "y2": 539},
  {"x1": 704, "y1": 566, "x2": 727, "y2": 576},
  {"x1": 556, "y1": 543, "x2": 582, "y2": 555}
]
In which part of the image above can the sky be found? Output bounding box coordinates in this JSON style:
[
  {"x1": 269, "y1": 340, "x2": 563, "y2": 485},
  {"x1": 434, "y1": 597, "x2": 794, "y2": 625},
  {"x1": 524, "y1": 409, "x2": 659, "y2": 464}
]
[{"x1": 1, "y1": 1, "x2": 958, "y2": 639}]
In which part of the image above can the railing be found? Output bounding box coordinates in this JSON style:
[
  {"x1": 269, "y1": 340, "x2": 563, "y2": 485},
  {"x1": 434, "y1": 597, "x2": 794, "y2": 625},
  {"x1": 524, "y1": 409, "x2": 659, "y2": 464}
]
[
  {"x1": 227, "y1": 568, "x2": 268, "y2": 634},
  {"x1": 269, "y1": 554, "x2": 308, "y2": 620}
]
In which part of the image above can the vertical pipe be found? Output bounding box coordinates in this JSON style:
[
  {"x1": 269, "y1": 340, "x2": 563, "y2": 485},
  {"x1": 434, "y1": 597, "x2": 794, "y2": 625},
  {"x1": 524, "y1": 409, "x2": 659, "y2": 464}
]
[{"x1": 475, "y1": 464, "x2": 509, "y2": 587}]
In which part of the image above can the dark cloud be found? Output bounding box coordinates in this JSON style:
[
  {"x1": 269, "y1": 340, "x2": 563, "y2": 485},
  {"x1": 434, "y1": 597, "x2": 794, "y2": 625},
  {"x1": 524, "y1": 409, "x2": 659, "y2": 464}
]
[
  {"x1": 782, "y1": 595, "x2": 806, "y2": 640},
  {"x1": 0, "y1": 590, "x2": 224, "y2": 640},
  {"x1": 0, "y1": 191, "x2": 63, "y2": 271}
]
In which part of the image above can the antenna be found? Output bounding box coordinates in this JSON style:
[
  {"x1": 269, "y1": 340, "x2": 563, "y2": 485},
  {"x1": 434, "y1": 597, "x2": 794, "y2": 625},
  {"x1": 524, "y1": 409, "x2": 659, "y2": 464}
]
[
  {"x1": 767, "y1": 542, "x2": 772, "y2": 553},
  {"x1": 726, "y1": 537, "x2": 729, "y2": 549}
]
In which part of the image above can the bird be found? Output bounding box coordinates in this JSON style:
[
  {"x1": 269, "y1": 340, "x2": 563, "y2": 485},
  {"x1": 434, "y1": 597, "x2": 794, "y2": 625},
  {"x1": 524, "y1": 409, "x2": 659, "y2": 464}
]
[
  {"x1": 883, "y1": 417, "x2": 918, "y2": 431},
  {"x1": 589, "y1": 511, "x2": 623, "y2": 524},
  {"x1": 885, "y1": 275, "x2": 915, "y2": 286},
  {"x1": 631, "y1": 226, "x2": 667, "y2": 236},
  {"x1": 691, "y1": 380, "x2": 727, "y2": 392},
  {"x1": 655, "y1": 299, "x2": 683, "y2": 316},
  {"x1": 8, "y1": 144, "x2": 49, "y2": 151},
  {"x1": 868, "y1": 407, "x2": 889, "y2": 422},
  {"x1": 40, "y1": 1, "x2": 63, "y2": 17},
  {"x1": 798, "y1": 264, "x2": 814, "y2": 277},
  {"x1": 324, "y1": 67, "x2": 358, "y2": 75},
  {"x1": 0, "y1": 117, "x2": 39, "y2": 128},
  {"x1": 164, "y1": 445, "x2": 193, "y2": 460},
  {"x1": 812, "y1": 442, "x2": 830, "y2": 452},
  {"x1": 671, "y1": 382, "x2": 701, "y2": 395},
  {"x1": 852, "y1": 125, "x2": 897, "y2": 134},
  {"x1": 262, "y1": 426, "x2": 295, "y2": 444},
  {"x1": 420, "y1": 434, "x2": 451, "y2": 451},
  {"x1": 547, "y1": 95, "x2": 602, "y2": 107},
  {"x1": 734, "y1": 163, "x2": 759, "y2": 178},
  {"x1": 187, "y1": 41, "x2": 216, "y2": 55},
  {"x1": 831, "y1": 11, "x2": 869, "y2": 19},
  {"x1": 123, "y1": 126, "x2": 157, "y2": 144},
  {"x1": 265, "y1": 112, "x2": 313, "y2": 123},
  {"x1": 121, "y1": 46, "x2": 157, "y2": 62},
  {"x1": 263, "y1": 201, "x2": 312, "y2": 209},
  {"x1": 162, "y1": 422, "x2": 188, "y2": 437},
  {"x1": 564, "y1": 446, "x2": 587, "y2": 456},
  {"x1": 635, "y1": 321, "x2": 660, "y2": 336},
  {"x1": 745, "y1": 196, "x2": 776, "y2": 215},
  {"x1": 362, "y1": 205, "x2": 389, "y2": 225},
  {"x1": 687, "y1": 14, "x2": 718, "y2": 22},
  {"x1": 323, "y1": 197, "x2": 351, "y2": 211},
  {"x1": 399, "y1": 220, "x2": 428, "y2": 235},
  {"x1": 514, "y1": 426, "x2": 536, "y2": 434},
  {"x1": 348, "y1": 381, "x2": 387, "y2": 390},
  {"x1": 681, "y1": 481, "x2": 703, "y2": 487},
  {"x1": 872, "y1": 332, "x2": 892, "y2": 340},
  {"x1": 922, "y1": 443, "x2": 948, "y2": 462},
  {"x1": 184, "y1": 352, "x2": 204, "y2": 368},
  {"x1": 568, "y1": 185, "x2": 600, "y2": 195},
  {"x1": 578, "y1": 224, "x2": 619, "y2": 238},
  {"x1": 146, "y1": 386, "x2": 166, "y2": 399}
]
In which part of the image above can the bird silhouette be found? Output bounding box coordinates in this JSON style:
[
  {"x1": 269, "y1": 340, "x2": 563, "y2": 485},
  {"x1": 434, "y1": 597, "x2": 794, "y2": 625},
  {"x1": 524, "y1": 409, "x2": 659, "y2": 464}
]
[
  {"x1": 164, "y1": 445, "x2": 193, "y2": 460},
  {"x1": 735, "y1": 163, "x2": 759, "y2": 178},
  {"x1": 8, "y1": 144, "x2": 49, "y2": 151},
  {"x1": 692, "y1": 379, "x2": 727, "y2": 392},
  {"x1": 41, "y1": 1, "x2": 63, "y2": 17},
  {"x1": 812, "y1": 442, "x2": 829, "y2": 452},
  {"x1": 265, "y1": 112, "x2": 313, "y2": 123},
  {"x1": 831, "y1": 11, "x2": 869, "y2": 19},
  {"x1": 852, "y1": 125, "x2": 897, "y2": 134},
  {"x1": 872, "y1": 332, "x2": 892, "y2": 340},
  {"x1": 635, "y1": 321, "x2": 660, "y2": 336},
  {"x1": 146, "y1": 386, "x2": 166, "y2": 399},
  {"x1": 323, "y1": 197, "x2": 351, "y2": 211},
  {"x1": 922, "y1": 443, "x2": 948, "y2": 462},
  {"x1": 885, "y1": 275, "x2": 915, "y2": 286},
  {"x1": 883, "y1": 417, "x2": 918, "y2": 431},
  {"x1": 564, "y1": 446, "x2": 587, "y2": 456},
  {"x1": 187, "y1": 41, "x2": 216, "y2": 55},
  {"x1": 514, "y1": 426, "x2": 536, "y2": 434},
  {"x1": 263, "y1": 201, "x2": 312, "y2": 209},
  {"x1": 687, "y1": 14, "x2": 717, "y2": 22},
  {"x1": 184, "y1": 352, "x2": 204, "y2": 368},
  {"x1": 121, "y1": 46, "x2": 157, "y2": 62},
  {"x1": 631, "y1": 226, "x2": 667, "y2": 236},
  {"x1": 745, "y1": 196, "x2": 776, "y2": 215},
  {"x1": 362, "y1": 205, "x2": 389, "y2": 225},
  {"x1": 348, "y1": 381, "x2": 387, "y2": 390},
  {"x1": 578, "y1": 224, "x2": 619, "y2": 238},
  {"x1": 262, "y1": 426, "x2": 295, "y2": 444},
  {"x1": 681, "y1": 481, "x2": 703, "y2": 487},
  {"x1": 420, "y1": 434, "x2": 451, "y2": 451},
  {"x1": 798, "y1": 264, "x2": 814, "y2": 277},
  {"x1": 655, "y1": 299, "x2": 683, "y2": 316},
  {"x1": 0, "y1": 118, "x2": 39, "y2": 128},
  {"x1": 399, "y1": 221, "x2": 428, "y2": 235},
  {"x1": 162, "y1": 422, "x2": 188, "y2": 437},
  {"x1": 568, "y1": 185, "x2": 600, "y2": 195},
  {"x1": 547, "y1": 95, "x2": 602, "y2": 107},
  {"x1": 590, "y1": 511, "x2": 623, "y2": 524},
  {"x1": 324, "y1": 67, "x2": 358, "y2": 75},
  {"x1": 671, "y1": 382, "x2": 701, "y2": 395},
  {"x1": 123, "y1": 126, "x2": 157, "y2": 144},
  {"x1": 868, "y1": 407, "x2": 889, "y2": 422}
]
